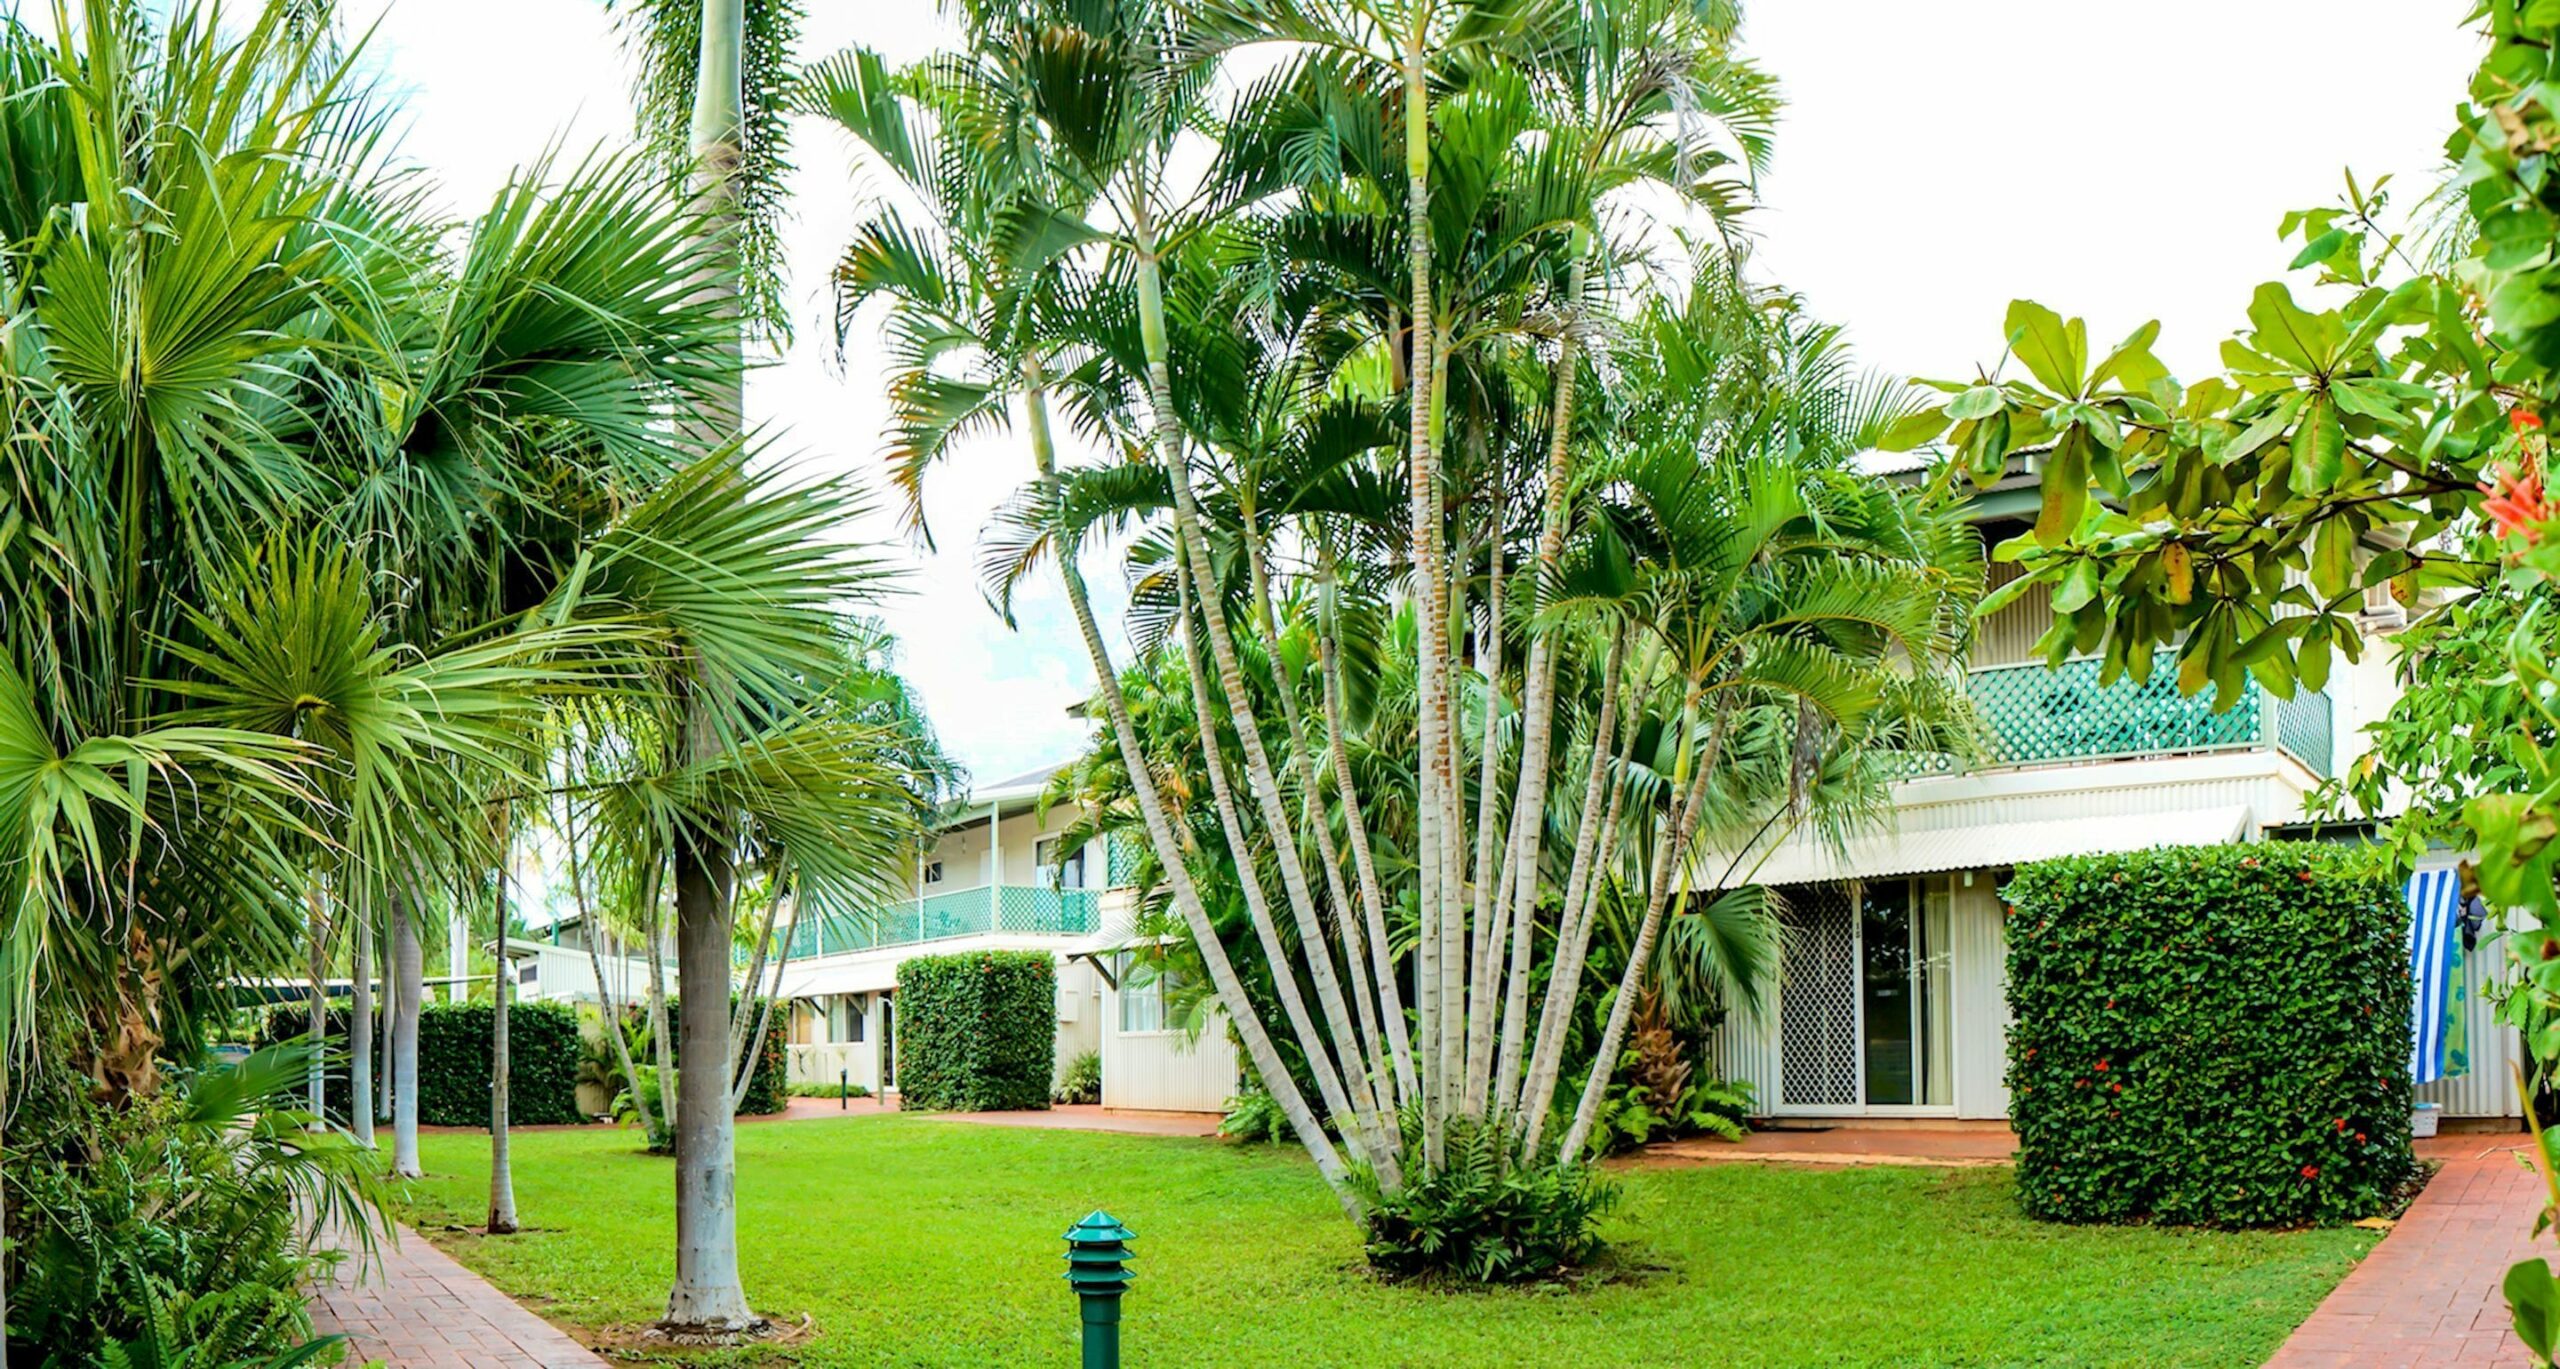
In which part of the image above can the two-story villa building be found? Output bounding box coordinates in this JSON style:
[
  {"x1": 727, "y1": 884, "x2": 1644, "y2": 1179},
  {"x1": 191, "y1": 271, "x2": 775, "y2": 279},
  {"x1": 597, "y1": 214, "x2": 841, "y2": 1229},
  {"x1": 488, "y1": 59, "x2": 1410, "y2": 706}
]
[
  {"x1": 1709, "y1": 464, "x2": 2518, "y2": 1126},
  {"x1": 770, "y1": 764, "x2": 1241, "y2": 1113}
]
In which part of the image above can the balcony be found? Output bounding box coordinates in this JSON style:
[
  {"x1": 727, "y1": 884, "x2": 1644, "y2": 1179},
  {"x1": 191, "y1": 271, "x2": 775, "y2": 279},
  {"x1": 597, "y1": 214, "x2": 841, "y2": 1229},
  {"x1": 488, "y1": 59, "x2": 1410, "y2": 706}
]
[
  {"x1": 1908, "y1": 652, "x2": 2333, "y2": 779},
  {"x1": 783, "y1": 883, "x2": 1101, "y2": 961}
]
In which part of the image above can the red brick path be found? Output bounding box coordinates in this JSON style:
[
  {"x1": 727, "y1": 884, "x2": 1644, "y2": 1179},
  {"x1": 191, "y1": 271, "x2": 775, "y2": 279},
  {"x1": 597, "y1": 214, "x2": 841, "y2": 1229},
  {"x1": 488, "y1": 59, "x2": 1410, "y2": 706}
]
[
  {"x1": 2266, "y1": 1139, "x2": 2544, "y2": 1368},
  {"x1": 309, "y1": 1224, "x2": 604, "y2": 1367}
]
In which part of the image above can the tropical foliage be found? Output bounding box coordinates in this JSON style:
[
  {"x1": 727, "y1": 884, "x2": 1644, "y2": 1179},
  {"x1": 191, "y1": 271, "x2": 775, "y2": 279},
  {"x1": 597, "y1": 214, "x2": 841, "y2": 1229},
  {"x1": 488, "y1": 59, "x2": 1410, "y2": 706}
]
[
  {"x1": 1871, "y1": 0, "x2": 2560, "y2": 1346},
  {"x1": 815, "y1": 0, "x2": 1975, "y2": 1277},
  {"x1": 4, "y1": 1039, "x2": 383, "y2": 1363},
  {"x1": 0, "y1": 0, "x2": 946, "y2": 1347}
]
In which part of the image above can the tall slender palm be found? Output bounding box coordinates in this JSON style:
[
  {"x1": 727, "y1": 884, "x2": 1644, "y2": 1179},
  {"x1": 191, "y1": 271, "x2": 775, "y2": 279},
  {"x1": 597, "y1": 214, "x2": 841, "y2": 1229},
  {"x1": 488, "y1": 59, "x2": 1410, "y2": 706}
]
[{"x1": 812, "y1": 0, "x2": 1936, "y2": 1233}]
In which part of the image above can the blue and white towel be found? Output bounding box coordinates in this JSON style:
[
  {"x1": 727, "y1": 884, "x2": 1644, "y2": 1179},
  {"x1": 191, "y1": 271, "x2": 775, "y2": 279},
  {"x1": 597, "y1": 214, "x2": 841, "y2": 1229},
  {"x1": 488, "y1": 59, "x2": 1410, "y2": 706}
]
[{"x1": 2406, "y1": 866, "x2": 2467, "y2": 1085}]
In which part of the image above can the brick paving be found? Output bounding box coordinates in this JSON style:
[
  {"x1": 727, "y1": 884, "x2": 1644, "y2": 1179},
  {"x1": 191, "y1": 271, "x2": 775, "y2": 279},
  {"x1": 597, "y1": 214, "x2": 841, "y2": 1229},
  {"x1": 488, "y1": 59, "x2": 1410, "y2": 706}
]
[
  {"x1": 1635, "y1": 1122, "x2": 2020, "y2": 1168},
  {"x1": 309, "y1": 1224, "x2": 604, "y2": 1368},
  {"x1": 2266, "y1": 1137, "x2": 2544, "y2": 1368}
]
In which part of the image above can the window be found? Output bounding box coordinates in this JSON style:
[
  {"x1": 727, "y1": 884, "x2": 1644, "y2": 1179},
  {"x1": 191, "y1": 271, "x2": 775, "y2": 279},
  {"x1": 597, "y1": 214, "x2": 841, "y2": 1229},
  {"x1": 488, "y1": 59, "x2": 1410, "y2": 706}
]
[
  {"x1": 517, "y1": 960, "x2": 537, "y2": 986},
  {"x1": 923, "y1": 860, "x2": 945, "y2": 885},
  {"x1": 1116, "y1": 954, "x2": 1174, "y2": 1033},
  {"x1": 1036, "y1": 837, "x2": 1089, "y2": 890},
  {"x1": 838, "y1": 996, "x2": 866, "y2": 1043}
]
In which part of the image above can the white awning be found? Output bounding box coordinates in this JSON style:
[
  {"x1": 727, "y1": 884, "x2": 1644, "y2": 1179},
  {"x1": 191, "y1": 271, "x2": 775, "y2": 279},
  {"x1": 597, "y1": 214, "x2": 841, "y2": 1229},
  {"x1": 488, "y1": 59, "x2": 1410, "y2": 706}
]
[
  {"x1": 771, "y1": 957, "x2": 902, "y2": 999},
  {"x1": 1707, "y1": 804, "x2": 2256, "y2": 888}
]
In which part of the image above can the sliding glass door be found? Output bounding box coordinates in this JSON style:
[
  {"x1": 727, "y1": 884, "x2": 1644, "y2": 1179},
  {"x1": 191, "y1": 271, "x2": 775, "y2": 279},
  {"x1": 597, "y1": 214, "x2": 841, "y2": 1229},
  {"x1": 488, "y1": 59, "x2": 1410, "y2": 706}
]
[{"x1": 1779, "y1": 876, "x2": 1954, "y2": 1112}]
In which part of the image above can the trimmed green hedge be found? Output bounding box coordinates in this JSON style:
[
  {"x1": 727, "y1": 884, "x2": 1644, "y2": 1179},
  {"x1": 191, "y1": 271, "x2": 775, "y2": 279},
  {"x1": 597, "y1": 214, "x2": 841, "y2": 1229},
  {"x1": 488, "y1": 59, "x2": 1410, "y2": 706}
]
[
  {"x1": 626, "y1": 998, "x2": 789, "y2": 1117},
  {"x1": 898, "y1": 950, "x2": 1055, "y2": 1111},
  {"x1": 2005, "y1": 844, "x2": 2418, "y2": 1228},
  {"x1": 260, "y1": 999, "x2": 583, "y2": 1127}
]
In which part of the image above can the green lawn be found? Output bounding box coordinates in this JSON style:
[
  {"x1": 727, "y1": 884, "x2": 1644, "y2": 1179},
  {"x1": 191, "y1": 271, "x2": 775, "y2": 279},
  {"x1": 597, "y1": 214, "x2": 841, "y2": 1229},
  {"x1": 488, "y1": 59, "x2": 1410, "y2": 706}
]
[{"x1": 394, "y1": 1117, "x2": 2374, "y2": 1366}]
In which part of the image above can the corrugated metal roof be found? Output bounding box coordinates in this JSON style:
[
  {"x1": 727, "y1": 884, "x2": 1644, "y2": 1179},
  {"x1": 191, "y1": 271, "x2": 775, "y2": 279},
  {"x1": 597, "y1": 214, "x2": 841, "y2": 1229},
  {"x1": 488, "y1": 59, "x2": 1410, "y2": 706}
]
[{"x1": 1706, "y1": 804, "x2": 2255, "y2": 888}]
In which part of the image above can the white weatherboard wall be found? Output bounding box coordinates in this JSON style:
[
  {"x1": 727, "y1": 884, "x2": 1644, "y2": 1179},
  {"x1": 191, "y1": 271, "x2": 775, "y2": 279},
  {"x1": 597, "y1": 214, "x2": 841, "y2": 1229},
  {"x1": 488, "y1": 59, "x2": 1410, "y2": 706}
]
[
  {"x1": 2417, "y1": 922, "x2": 2523, "y2": 1120},
  {"x1": 1101, "y1": 999, "x2": 1240, "y2": 1112}
]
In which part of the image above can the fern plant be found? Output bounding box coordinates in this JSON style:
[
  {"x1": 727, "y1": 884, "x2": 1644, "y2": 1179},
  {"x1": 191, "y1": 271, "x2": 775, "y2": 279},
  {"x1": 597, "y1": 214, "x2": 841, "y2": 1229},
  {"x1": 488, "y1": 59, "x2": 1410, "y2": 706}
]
[{"x1": 1352, "y1": 1115, "x2": 1619, "y2": 1283}]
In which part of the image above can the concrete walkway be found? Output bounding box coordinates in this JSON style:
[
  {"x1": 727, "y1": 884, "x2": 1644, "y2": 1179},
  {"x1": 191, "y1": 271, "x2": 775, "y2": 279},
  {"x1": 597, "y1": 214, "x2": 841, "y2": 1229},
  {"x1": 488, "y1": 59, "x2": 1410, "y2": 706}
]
[
  {"x1": 309, "y1": 1224, "x2": 604, "y2": 1368},
  {"x1": 2266, "y1": 1137, "x2": 2544, "y2": 1368}
]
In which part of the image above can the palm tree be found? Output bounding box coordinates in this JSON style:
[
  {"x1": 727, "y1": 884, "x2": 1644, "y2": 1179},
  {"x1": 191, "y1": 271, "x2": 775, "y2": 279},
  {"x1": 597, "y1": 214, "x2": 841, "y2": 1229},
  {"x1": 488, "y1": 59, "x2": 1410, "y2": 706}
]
[
  {"x1": 0, "y1": 1, "x2": 909, "y2": 1342},
  {"x1": 811, "y1": 0, "x2": 1944, "y2": 1239}
]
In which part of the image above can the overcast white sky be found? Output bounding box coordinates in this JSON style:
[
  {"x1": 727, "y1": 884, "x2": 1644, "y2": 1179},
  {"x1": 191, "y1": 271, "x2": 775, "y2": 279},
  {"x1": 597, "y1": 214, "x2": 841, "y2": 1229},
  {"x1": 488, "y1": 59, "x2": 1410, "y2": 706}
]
[{"x1": 334, "y1": 0, "x2": 2483, "y2": 787}]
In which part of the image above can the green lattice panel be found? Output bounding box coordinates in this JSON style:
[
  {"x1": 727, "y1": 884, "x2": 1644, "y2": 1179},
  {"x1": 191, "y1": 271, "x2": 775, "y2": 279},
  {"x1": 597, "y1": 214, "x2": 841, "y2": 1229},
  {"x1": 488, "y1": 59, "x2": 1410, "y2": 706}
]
[
  {"x1": 2273, "y1": 684, "x2": 2334, "y2": 777},
  {"x1": 1969, "y1": 654, "x2": 2258, "y2": 766},
  {"x1": 1106, "y1": 833, "x2": 1141, "y2": 888}
]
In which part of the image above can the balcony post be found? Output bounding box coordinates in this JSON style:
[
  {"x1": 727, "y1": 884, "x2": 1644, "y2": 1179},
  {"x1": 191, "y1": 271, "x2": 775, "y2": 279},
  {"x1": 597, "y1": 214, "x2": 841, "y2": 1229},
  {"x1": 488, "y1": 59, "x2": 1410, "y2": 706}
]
[{"x1": 990, "y1": 800, "x2": 1003, "y2": 931}]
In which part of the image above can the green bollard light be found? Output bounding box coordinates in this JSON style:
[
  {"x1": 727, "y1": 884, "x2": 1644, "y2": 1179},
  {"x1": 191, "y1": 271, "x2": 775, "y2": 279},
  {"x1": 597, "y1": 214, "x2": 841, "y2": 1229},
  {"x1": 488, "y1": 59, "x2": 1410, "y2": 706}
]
[{"x1": 1063, "y1": 1209, "x2": 1135, "y2": 1369}]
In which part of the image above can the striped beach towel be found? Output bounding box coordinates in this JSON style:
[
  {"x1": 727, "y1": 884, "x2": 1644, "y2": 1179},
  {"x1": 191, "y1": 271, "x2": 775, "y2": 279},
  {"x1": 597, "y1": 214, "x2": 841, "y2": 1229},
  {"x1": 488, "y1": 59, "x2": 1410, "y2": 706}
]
[{"x1": 2406, "y1": 866, "x2": 2467, "y2": 1085}]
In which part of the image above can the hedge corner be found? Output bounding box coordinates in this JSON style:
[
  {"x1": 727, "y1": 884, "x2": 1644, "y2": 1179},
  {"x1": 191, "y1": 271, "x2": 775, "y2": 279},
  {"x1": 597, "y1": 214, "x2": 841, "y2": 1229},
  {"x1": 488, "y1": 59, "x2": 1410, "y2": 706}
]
[
  {"x1": 2003, "y1": 842, "x2": 2419, "y2": 1229},
  {"x1": 896, "y1": 949, "x2": 1057, "y2": 1112}
]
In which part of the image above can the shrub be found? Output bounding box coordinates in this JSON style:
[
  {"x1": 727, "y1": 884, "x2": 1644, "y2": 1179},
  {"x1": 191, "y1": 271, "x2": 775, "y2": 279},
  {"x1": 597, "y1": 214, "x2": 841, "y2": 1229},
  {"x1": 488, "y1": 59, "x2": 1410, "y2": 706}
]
[
  {"x1": 259, "y1": 998, "x2": 583, "y2": 1126},
  {"x1": 612, "y1": 997, "x2": 790, "y2": 1128},
  {"x1": 1355, "y1": 1116, "x2": 1619, "y2": 1283},
  {"x1": 788, "y1": 1079, "x2": 873, "y2": 1099},
  {"x1": 5, "y1": 1038, "x2": 384, "y2": 1363},
  {"x1": 1219, "y1": 1086, "x2": 1288, "y2": 1143},
  {"x1": 1054, "y1": 1048, "x2": 1101, "y2": 1105},
  {"x1": 897, "y1": 950, "x2": 1056, "y2": 1111},
  {"x1": 2005, "y1": 843, "x2": 2419, "y2": 1228}
]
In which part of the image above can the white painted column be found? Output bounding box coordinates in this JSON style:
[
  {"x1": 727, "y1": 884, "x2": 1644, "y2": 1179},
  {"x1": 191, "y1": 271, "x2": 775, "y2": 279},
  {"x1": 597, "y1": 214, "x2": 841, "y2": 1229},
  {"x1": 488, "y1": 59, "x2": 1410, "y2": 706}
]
[{"x1": 988, "y1": 801, "x2": 1002, "y2": 929}]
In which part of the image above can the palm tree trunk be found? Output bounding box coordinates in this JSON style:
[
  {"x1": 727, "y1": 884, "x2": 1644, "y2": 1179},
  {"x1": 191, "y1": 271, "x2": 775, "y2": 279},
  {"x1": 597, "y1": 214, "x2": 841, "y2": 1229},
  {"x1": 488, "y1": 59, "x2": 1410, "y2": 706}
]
[
  {"x1": 1502, "y1": 622, "x2": 1618, "y2": 1118},
  {"x1": 661, "y1": 0, "x2": 759, "y2": 1333},
  {"x1": 667, "y1": 794, "x2": 753, "y2": 1329},
  {"x1": 1463, "y1": 535, "x2": 1505, "y2": 1110},
  {"x1": 1558, "y1": 695, "x2": 1723, "y2": 1161},
  {"x1": 730, "y1": 893, "x2": 800, "y2": 1111},
  {"x1": 565, "y1": 795, "x2": 657, "y2": 1137},
  {"x1": 390, "y1": 890, "x2": 423, "y2": 1178},
  {"x1": 307, "y1": 884, "x2": 327, "y2": 1118},
  {"x1": 489, "y1": 857, "x2": 519, "y2": 1235},
  {"x1": 1023, "y1": 364, "x2": 1359, "y2": 1206},
  {"x1": 351, "y1": 898, "x2": 374, "y2": 1148},
  {"x1": 1428, "y1": 339, "x2": 1463, "y2": 1140},
  {"x1": 646, "y1": 863, "x2": 674, "y2": 1147},
  {"x1": 376, "y1": 910, "x2": 394, "y2": 1127},
  {"x1": 1523, "y1": 644, "x2": 1646, "y2": 1151},
  {"x1": 1402, "y1": 22, "x2": 1448, "y2": 1166},
  {"x1": 1132, "y1": 214, "x2": 1392, "y2": 1171},
  {"x1": 1490, "y1": 290, "x2": 1585, "y2": 1116},
  {"x1": 1244, "y1": 513, "x2": 1394, "y2": 1119},
  {"x1": 1316, "y1": 552, "x2": 1418, "y2": 1104},
  {"x1": 1168, "y1": 556, "x2": 1374, "y2": 1161}
]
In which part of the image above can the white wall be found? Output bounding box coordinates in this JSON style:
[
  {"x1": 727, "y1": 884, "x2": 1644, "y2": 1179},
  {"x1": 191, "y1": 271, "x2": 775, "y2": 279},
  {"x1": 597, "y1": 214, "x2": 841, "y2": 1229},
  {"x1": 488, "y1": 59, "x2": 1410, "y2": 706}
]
[
  {"x1": 922, "y1": 805, "x2": 1090, "y2": 890},
  {"x1": 1055, "y1": 957, "x2": 1103, "y2": 1086},
  {"x1": 1101, "y1": 995, "x2": 1240, "y2": 1112}
]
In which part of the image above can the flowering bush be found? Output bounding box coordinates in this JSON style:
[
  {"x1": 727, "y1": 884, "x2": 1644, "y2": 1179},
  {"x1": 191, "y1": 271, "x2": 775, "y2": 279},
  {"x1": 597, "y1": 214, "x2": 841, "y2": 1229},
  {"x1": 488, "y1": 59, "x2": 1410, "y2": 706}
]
[
  {"x1": 897, "y1": 951, "x2": 1056, "y2": 1112},
  {"x1": 2005, "y1": 844, "x2": 2417, "y2": 1228}
]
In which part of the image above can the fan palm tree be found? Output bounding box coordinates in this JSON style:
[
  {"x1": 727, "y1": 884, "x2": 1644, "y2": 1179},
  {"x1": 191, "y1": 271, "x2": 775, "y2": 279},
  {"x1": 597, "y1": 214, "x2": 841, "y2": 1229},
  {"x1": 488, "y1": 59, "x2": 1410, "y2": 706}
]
[{"x1": 0, "y1": 1, "x2": 926, "y2": 1344}]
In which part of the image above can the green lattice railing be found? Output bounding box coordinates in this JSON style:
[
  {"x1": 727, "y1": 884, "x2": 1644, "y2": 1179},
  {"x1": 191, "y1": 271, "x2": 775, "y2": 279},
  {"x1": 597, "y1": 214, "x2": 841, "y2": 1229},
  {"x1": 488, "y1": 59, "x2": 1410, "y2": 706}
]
[
  {"x1": 784, "y1": 884, "x2": 1101, "y2": 960},
  {"x1": 1908, "y1": 653, "x2": 2332, "y2": 778}
]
